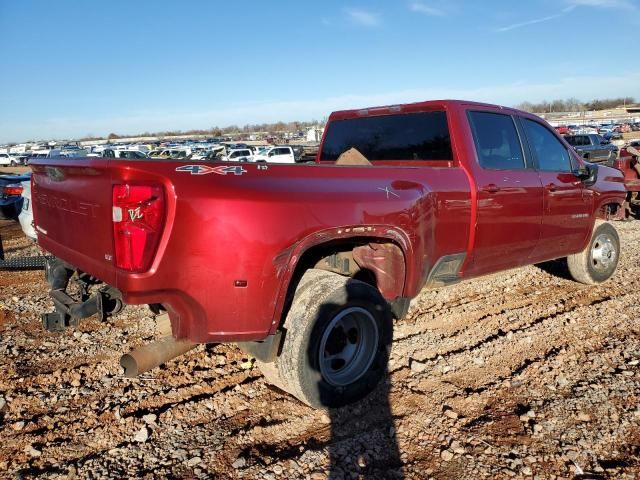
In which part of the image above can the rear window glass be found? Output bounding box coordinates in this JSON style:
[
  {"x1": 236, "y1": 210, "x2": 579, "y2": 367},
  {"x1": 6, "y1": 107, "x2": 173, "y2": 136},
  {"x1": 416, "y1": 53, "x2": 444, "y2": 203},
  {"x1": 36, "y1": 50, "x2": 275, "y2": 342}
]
[{"x1": 320, "y1": 111, "x2": 452, "y2": 161}]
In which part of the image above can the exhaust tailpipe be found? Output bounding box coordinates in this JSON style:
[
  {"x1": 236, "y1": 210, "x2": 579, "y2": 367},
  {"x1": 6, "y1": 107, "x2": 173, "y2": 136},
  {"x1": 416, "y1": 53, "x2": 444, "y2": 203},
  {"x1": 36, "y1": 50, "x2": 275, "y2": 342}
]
[{"x1": 120, "y1": 335, "x2": 197, "y2": 377}]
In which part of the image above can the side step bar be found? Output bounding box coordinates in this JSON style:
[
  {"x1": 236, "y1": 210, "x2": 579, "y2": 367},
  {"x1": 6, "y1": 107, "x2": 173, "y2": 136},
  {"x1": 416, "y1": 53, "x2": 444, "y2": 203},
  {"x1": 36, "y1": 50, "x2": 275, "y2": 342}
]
[{"x1": 0, "y1": 255, "x2": 54, "y2": 270}]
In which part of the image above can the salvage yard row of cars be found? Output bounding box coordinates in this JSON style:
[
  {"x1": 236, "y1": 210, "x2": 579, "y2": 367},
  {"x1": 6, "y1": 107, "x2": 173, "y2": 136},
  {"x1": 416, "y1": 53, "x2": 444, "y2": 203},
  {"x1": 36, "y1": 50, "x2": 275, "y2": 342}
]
[
  {"x1": 0, "y1": 99, "x2": 638, "y2": 409},
  {"x1": 554, "y1": 121, "x2": 640, "y2": 139},
  {"x1": 0, "y1": 142, "x2": 309, "y2": 165}
]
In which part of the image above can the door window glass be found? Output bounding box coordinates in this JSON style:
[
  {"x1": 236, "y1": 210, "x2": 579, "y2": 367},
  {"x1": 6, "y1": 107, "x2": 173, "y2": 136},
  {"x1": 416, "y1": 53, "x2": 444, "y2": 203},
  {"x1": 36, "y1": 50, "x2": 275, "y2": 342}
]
[
  {"x1": 468, "y1": 111, "x2": 525, "y2": 169},
  {"x1": 523, "y1": 119, "x2": 572, "y2": 172}
]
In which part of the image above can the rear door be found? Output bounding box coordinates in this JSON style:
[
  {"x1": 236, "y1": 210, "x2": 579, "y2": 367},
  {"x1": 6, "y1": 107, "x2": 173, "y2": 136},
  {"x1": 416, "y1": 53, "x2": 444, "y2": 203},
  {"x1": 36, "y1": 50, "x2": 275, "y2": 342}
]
[
  {"x1": 466, "y1": 110, "x2": 543, "y2": 275},
  {"x1": 521, "y1": 118, "x2": 591, "y2": 261}
]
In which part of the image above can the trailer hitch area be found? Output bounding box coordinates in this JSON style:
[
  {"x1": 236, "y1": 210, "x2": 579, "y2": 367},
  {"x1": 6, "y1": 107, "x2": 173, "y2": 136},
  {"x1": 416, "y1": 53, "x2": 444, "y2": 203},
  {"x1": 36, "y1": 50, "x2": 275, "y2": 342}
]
[{"x1": 41, "y1": 258, "x2": 123, "y2": 332}]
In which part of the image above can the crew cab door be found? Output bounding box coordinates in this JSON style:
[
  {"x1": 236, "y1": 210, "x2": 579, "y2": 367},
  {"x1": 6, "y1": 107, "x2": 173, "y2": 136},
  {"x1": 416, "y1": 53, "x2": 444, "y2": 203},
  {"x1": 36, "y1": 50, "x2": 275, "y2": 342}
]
[
  {"x1": 521, "y1": 118, "x2": 591, "y2": 261},
  {"x1": 466, "y1": 111, "x2": 544, "y2": 275}
]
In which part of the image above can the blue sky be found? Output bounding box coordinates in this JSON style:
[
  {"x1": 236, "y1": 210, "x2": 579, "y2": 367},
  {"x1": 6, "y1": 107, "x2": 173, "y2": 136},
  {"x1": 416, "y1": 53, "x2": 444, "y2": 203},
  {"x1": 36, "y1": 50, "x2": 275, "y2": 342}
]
[{"x1": 1, "y1": 0, "x2": 639, "y2": 142}]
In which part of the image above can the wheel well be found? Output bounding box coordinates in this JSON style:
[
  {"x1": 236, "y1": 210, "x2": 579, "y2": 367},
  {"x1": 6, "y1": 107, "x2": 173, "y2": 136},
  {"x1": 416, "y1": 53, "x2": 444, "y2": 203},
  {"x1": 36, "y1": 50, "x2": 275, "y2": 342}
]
[
  {"x1": 597, "y1": 202, "x2": 623, "y2": 220},
  {"x1": 279, "y1": 238, "x2": 406, "y2": 326}
]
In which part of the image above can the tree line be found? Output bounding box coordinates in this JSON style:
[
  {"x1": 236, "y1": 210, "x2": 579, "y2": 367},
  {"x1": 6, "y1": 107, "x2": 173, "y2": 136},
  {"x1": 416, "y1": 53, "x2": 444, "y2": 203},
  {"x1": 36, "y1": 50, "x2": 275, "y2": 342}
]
[
  {"x1": 515, "y1": 97, "x2": 635, "y2": 114},
  {"x1": 98, "y1": 120, "x2": 325, "y2": 141}
]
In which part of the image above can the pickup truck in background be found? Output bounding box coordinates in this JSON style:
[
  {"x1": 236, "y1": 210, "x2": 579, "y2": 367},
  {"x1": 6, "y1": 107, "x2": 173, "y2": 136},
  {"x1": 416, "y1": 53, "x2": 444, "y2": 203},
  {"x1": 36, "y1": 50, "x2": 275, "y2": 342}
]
[
  {"x1": 252, "y1": 145, "x2": 296, "y2": 163},
  {"x1": 0, "y1": 153, "x2": 20, "y2": 166},
  {"x1": 30, "y1": 100, "x2": 626, "y2": 408},
  {"x1": 0, "y1": 173, "x2": 30, "y2": 219},
  {"x1": 564, "y1": 134, "x2": 618, "y2": 165},
  {"x1": 221, "y1": 148, "x2": 253, "y2": 162}
]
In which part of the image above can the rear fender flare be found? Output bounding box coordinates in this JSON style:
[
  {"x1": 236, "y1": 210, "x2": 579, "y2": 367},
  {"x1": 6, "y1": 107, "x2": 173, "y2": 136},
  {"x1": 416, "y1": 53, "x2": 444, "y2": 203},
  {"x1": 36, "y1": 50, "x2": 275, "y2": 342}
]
[{"x1": 268, "y1": 225, "x2": 412, "y2": 334}]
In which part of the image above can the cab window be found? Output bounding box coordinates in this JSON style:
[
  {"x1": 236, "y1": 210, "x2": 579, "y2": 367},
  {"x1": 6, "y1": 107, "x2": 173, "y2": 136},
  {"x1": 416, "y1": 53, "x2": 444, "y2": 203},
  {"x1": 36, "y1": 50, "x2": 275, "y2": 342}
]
[
  {"x1": 522, "y1": 119, "x2": 572, "y2": 172},
  {"x1": 468, "y1": 111, "x2": 525, "y2": 169},
  {"x1": 320, "y1": 111, "x2": 452, "y2": 161}
]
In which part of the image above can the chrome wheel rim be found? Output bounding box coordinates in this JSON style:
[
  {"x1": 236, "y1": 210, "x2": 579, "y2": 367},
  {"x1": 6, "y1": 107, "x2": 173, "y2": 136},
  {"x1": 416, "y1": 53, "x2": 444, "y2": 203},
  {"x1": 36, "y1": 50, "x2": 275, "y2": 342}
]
[
  {"x1": 319, "y1": 307, "x2": 379, "y2": 387},
  {"x1": 591, "y1": 233, "x2": 616, "y2": 272}
]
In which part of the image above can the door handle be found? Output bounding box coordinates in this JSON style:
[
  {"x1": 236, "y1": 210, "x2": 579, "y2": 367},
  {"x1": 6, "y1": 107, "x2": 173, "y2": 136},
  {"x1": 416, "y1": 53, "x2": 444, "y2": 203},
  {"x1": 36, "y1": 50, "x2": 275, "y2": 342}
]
[
  {"x1": 545, "y1": 183, "x2": 557, "y2": 192},
  {"x1": 481, "y1": 184, "x2": 500, "y2": 193}
]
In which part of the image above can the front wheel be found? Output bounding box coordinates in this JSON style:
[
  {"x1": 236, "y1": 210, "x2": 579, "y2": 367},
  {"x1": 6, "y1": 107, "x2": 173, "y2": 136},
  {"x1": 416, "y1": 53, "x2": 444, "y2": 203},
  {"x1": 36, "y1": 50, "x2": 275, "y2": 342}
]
[
  {"x1": 567, "y1": 222, "x2": 620, "y2": 284},
  {"x1": 259, "y1": 269, "x2": 393, "y2": 408}
]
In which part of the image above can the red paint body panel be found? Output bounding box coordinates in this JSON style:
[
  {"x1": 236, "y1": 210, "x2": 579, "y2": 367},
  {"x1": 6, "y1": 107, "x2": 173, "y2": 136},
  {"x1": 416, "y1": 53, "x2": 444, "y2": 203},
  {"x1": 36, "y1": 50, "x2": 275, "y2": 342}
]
[
  {"x1": 616, "y1": 150, "x2": 640, "y2": 192},
  {"x1": 30, "y1": 100, "x2": 626, "y2": 343}
]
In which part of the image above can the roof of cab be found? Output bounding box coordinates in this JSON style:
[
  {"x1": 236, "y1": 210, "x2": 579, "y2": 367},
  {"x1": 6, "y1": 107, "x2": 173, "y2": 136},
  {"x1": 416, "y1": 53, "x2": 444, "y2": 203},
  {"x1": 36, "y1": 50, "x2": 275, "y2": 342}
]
[{"x1": 328, "y1": 99, "x2": 529, "y2": 121}]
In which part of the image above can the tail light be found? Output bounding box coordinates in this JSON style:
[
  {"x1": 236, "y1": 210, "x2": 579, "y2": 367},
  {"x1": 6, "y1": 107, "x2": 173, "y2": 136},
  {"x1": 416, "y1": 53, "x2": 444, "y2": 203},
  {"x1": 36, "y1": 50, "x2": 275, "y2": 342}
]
[
  {"x1": 2, "y1": 184, "x2": 23, "y2": 197},
  {"x1": 112, "y1": 184, "x2": 165, "y2": 272}
]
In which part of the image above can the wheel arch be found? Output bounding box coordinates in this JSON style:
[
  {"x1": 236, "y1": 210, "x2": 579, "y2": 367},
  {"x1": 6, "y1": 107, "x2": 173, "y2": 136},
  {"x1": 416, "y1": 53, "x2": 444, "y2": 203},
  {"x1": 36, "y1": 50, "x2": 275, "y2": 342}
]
[
  {"x1": 595, "y1": 199, "x2": 625, "y2": 221},
  {"x1": 269, "y1": 227, "x2": 411, "y2": 334}
]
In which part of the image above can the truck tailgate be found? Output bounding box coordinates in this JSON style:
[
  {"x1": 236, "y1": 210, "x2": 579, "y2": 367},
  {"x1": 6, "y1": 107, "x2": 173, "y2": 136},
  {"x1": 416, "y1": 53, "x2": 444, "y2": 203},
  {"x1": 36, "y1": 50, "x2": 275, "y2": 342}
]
[{"x1": 31, "y1": 159, "x2": 117, "y2": 285}]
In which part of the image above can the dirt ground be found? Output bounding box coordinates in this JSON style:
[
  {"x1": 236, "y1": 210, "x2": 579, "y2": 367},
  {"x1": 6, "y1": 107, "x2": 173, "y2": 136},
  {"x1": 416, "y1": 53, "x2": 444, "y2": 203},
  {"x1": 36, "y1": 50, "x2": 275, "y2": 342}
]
[{"x1": 0, "y1": 218, "x2": 638, "y2": 480}]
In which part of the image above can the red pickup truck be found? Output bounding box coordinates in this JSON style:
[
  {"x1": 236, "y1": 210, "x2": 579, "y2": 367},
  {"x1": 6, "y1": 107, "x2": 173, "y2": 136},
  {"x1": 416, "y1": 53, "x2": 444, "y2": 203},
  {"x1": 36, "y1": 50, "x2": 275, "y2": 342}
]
[{"x1": 31, "y1": 100, "x2": 626, "y2": 408}]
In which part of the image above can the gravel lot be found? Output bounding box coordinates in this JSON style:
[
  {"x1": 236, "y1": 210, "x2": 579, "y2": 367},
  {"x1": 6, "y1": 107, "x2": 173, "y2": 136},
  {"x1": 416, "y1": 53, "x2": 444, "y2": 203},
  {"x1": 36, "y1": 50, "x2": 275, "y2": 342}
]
[{"x1": 0, "y1": 218, "x2": 638, "y2": 479}]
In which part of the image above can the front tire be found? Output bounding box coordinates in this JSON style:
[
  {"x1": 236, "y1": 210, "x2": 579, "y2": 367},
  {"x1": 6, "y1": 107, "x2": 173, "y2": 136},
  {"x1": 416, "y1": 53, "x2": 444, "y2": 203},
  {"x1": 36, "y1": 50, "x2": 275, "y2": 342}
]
[
  {"x1": 567, "y1": 222, "x2": 620, "y2": 284},
  {"x1": 259, "y1": 269, "x2": 393, "y2": 408}
]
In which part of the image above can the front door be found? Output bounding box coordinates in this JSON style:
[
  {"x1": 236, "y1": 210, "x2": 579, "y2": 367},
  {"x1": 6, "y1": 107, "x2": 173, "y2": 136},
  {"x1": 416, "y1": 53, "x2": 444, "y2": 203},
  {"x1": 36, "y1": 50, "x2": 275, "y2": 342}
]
[{"x1": 521, "y1": 118, "x2": 591, "y2": 261}]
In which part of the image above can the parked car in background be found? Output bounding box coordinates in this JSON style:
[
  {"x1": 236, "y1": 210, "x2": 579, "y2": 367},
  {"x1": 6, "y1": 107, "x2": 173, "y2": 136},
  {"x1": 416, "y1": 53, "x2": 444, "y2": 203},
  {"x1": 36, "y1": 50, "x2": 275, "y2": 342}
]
[
  {"x1": 0, "y1": 153, "x2": 20, "y2": 166},
  {"x1": 100, "y1": 149, "x2": 150, "y2": 159},
  {"x1": 573, "y1": 126, "x2": 599, "y2": 135},
  {"x1": 564, "y1": 134, "x2": 618, "y2": 165},
  {"x1": 0, "y1": 173, "x2": 30, "y2": 219},
  {"x1": 47, "y1": 148, "x2": 90, "y2": 158},
  {"x1": 222, "y1": 148, "x2": 253, "y2": 162},
  {"x1": 607, "y1": 131, "x2": 623, "y2": 141},
  {"x1": 28, "y1": 151, "x2": 50, "y2": 161},
  {"x1": 554, "y1": 125, "x2": 572, "y2": 135},
  {"x1": 252, "y1": 145, "x2": 296, "y2": 163},
  {"x1": 18, "y1": 178, "x2": 36, "y2": 240}
]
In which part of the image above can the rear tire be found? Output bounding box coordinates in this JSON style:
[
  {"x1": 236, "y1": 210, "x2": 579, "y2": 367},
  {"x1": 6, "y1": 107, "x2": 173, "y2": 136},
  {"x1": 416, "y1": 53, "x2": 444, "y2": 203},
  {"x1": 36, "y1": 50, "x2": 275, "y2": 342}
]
[
  {"x1": 259, "y1": 269, "x2": 393, "y2": 408},
  {"x1": 567, "y1": 222, "x2": 620, "y2": 284}
]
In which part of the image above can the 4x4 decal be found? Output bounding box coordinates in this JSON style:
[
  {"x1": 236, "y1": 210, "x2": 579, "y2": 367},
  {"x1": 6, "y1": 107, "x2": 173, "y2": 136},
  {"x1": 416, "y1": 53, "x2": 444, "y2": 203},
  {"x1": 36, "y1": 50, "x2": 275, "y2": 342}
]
[{"x1": 175, "y1": 165, "x2": 247, "y2": 176}]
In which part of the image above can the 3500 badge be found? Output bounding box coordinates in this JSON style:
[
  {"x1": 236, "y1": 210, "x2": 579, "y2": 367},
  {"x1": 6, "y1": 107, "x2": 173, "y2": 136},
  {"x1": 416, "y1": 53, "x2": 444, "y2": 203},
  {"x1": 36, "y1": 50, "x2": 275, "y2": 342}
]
[{"x1": 175, "y1": 165, "x2": 247, "y2": 176}]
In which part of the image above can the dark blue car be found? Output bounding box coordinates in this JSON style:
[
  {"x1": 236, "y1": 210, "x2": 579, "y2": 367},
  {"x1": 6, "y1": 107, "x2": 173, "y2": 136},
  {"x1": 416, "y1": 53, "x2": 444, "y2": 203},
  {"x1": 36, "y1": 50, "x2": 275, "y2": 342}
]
[{"x1": 0, "y1": 173, "x2": 31, "y2": 219}]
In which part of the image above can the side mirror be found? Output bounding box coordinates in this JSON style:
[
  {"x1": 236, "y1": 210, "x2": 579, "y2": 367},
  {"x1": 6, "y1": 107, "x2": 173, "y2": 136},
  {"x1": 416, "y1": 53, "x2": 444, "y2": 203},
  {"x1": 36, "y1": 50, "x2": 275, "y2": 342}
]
[
  {"x1": 575, "y1": 167, "x2": 590, "y2": 179},
  {"x1": 574, "y1": 164, "x2": 597, "y2": 185}
]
